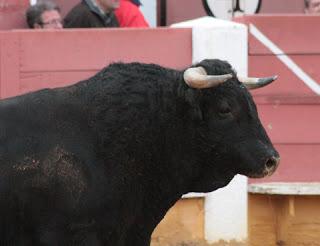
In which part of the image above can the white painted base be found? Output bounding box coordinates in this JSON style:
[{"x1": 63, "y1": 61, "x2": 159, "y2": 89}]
[
  {"x1": 249, "y1": 182, "x2": 320, "y2": 195},
  {"x1": 205, "y1": 175, "x2": 248, "y2": 243}
]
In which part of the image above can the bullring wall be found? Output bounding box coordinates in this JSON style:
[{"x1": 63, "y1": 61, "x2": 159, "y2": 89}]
[
  {"x1": 236, "y1": 15, "x2": 320, "y2": 246},
  {"x1": 236, "y1": 15, "x2": 320, "y2": 185},
  {"x1": 0, "y1": 28, "x2": 191, "y2": 98}
]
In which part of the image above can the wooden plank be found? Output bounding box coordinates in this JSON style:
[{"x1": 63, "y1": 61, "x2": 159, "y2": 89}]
[
  {"x1": 249, "y1": 55, "x2": 320, "y2": 100},
  {"x1": 0, "y1": 32, "x2": 20, "y2": 98},
  {"x1": 0, "y1": 0, "x2": 29, "y2": 30},
  {"x1": 19, "y1": 71, "x2": 98, "y2": 94},
  {"x1": 249, "y1": 194, "x2": 320, "y2": 246},
  {"x1": 249, "y1": 183, "x2": 320, "y2": 195},
  {"x1": 237, "y1": 15, "x2": 320, "y2": 55},
  {"x1": 152, "y1": 198, "x2": 204, "y2": 245},
  {"x1": 259, "y1": 0, "x2": 304, "y2": 13},
  {"x1": 248, "y1": 194, "x2": 278, "y2": 246},
  {"x1": 18, "y1": 28, "x2": 192, "y2": 72},
  {"x1": 166, "y1": 0, "x2": 207, "y2": 26},
  {"x1": 258, "y1": 104, "x2": 320, "y2": 144}
]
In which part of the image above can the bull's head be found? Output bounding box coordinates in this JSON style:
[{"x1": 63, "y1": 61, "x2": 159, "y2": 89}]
[{"x1": 182, "y1": 59, "x2": 279, "y2": 192}]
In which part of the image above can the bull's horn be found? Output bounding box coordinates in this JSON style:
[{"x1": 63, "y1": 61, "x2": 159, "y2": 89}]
[
  {"x1": 238, "y1": 75, "x2": 278, "y2": 90},
  {"x1": 183, "y1": 66, "x2": 233, "y2": 89}
]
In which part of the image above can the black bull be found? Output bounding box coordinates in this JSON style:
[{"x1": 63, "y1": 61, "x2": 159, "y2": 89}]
[{"x1": 0, "y1": 59, "x2": 279, "y2": 245}]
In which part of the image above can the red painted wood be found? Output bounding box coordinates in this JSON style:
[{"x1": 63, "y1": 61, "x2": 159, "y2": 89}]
[
  {"x1": 19, "y1": 71, "x2": 97, "y2": 94},
  {"x1": 249, "y1": 55, "x2": 320, "y2": 100},
  {"x1": 0, "y1": 0, "x2": 29, "y2": 30},
  {"x1": 18, "y1": 28, "x2": 191, "y2": 72},
  {"x1": 166, "y1": 0, "x2": 207, "y2": 26},
  {"x1": 0, "y1": 28, "x2": 191, "y2": 97},
  {"x1": 166, "y1": 0, "x2": 305, "y2": 26},
  {"x1": 239, "y1": 15, "x2": 320, "y2": 55},
  {"x1": 238, "y1": 16, "x2": 320, "y2": 184},
  {"x1": 0, "y1": 32, "x2": 20, "y2": 98},
  {"x1": 258, "y1": 104, "x2": 320, "y2": 144},
  {"x1": 252, "y1": 102, "x2": 320, "y2": 184},
  {"x1": 259, "y1": 0, "x2": 304, "y2": 14}
]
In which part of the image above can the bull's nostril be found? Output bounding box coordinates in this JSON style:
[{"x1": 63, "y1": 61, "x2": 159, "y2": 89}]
[{"x1": 265, "y1": 156, "x2": 280, "y2": 169}]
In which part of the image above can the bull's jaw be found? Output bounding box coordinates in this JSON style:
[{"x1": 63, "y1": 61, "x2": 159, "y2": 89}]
[{"x1": 190, "y1": 171, "x2": 235, "y2": 193}]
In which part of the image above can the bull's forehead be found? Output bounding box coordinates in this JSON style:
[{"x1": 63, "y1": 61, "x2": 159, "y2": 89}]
[
  {"x1": 203, "y1": 79, "x2": 247, "y2": 99},
  {"x1": 202, "y1": 80, "x2": 257, "y2": 113},
  {"x1": 196, "y1": 59, "x2": 235, "y2": 75}
]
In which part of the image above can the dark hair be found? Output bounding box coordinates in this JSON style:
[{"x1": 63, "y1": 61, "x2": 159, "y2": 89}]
[
  {"x1": 131, "y1": 0, "x2": 142, "y2": 6},
  {"x1": 305, "y1": 0, "x2": 310, "y2": 7},
  {"x1": 26, "y1": 0, "x2": 61, "y2": 28}
]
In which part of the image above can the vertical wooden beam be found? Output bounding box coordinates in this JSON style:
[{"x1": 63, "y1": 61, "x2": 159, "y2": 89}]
[
  {"x1": 274, "y1": 196, "x2": 295, "y2": 246},
  {"x1": 288, "y1": 196, "x2": 295, "y2": 217}
]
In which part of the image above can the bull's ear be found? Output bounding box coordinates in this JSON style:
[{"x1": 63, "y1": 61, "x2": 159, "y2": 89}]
[{"x1": 184, "y1": 89, "x2": 203, "y2": 121}]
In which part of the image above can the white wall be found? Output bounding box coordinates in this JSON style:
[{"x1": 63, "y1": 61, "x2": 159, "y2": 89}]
[{"x1": 140, "y1": 0, "x2": 157, "y2": 27}]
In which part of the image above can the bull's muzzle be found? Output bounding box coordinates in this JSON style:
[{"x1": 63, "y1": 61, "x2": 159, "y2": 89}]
[{"x1": 264, "y1": 156, "x2": 280, "y2": 176}]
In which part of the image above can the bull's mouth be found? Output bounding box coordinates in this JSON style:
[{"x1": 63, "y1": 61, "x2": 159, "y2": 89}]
[{"x1": 248, "y1": 166, "x2": 277, "y2": 178}]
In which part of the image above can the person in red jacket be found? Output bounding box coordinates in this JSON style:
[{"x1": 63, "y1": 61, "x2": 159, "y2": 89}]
[{"x1": 115, "y1": 0, "x2": 149, "y2": 27}]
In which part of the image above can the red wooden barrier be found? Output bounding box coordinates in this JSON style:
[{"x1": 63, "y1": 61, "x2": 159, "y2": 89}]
[
  {"x1": 0, "y1": 28, "x2": 192, "y2": 98},
  {"x1": 0, "y1": 0, "x2": 29, "y2": 30},
  {"x1": 236, "y1": 15, "x2": 320, "y2": 183}
]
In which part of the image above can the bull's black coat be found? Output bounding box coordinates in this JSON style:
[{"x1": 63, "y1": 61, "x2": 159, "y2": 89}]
[{"x1": 0, "y1": 60, "x2": 278, "y2": 245}]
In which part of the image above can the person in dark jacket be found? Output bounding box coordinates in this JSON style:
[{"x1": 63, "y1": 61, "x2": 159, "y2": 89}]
[{"x1": 64, "y1": 0, "x2": 120, "y2": 28}]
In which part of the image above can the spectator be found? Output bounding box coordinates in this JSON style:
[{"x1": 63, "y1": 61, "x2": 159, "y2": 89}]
[
  {"x1": 64, "y1": 0, "x2": 120, "y2": 28},
  {"x1": 26, "y1": 0, "x2": 63, "y2": 29},
  {"x1": 115, "y1": 0, "x2": 149, "y2": 27},
  {"x1": 305, "y1": 0, "x2": 320, "y2": 14}
]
